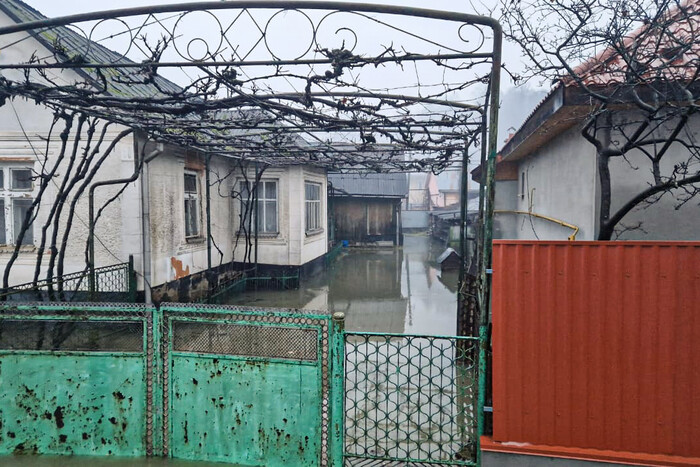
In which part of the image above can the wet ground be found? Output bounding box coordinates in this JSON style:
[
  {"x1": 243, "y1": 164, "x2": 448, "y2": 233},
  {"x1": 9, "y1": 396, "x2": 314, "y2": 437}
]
[{"x1": 225, "y1": 233, "x2": 459, "y2": 335}]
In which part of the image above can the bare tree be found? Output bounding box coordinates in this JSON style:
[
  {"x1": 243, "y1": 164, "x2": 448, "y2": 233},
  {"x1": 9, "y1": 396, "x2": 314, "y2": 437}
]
[{"x1": 500, "y1": 0, "x2": 700, "y2": 239}]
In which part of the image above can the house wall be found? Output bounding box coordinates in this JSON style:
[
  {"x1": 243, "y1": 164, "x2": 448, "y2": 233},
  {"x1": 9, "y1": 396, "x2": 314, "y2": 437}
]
[
  {"x1": 496, "y1": 125, "x2": 599, "y2": 240},
  {"x1": 148, "y1": 148, "x2": 238, "y2": 287},
  {"x1": 0, "y1": 101, "x2": 142, "y2": 286},
  {"x1": 497, "y1": 110, "x2": 700, "y2": 241},
  {"x1": 231, "y1": 165, "x2": 328, "y2": 268},
  {"x1": 607, "y1": 111, "x2": 700, "y2": 240},
  {"x1": 0, "y1": 10, "x2": 145, "y2": 287}
]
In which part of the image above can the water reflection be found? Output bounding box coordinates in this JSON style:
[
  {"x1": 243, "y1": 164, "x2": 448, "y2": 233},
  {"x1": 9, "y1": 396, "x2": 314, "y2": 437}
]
[{"x1": 226, "y1": 234, "x2": 458, "y2": 335}]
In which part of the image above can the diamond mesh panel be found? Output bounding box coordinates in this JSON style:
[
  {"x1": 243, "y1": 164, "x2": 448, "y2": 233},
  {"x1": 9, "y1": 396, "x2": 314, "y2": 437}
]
[
  {"x1": 172, "y1": 321, "x2": 318, "y2": 361},
  {"x1": 344, "y1": 333, "x2": 479, "y2": 466}
]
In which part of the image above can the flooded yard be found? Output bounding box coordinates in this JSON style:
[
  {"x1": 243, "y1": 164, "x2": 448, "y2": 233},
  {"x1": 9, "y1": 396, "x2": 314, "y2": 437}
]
[{"x1": 225, "y1": 234, "x2": 459, "y2": 335}]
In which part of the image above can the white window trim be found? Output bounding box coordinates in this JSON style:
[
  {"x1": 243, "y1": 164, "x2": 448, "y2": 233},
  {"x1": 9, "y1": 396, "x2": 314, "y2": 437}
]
[
  {"x1": 305, "y1": 181, "x2": 323, "y2": 235},
  {"x1": 184, "y1": 170, "x2": 201, "y2": 239},
  {"x1": 0, "y1": 165, "x2": 35, "y2": 247},
  {"x1": 239, "y1": 179, "x2": 279, "y2": 235}
]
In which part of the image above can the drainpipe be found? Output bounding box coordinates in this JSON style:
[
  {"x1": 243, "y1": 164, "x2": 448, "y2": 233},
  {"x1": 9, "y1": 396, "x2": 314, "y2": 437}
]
[
  {"x1": 140, "y1": 144, "x2": 163, "y2": 304},
  {"x1": 87, "y1": 138, "x2": 161, "y2": 299},
  {"x1": 206, "y1": 154, "x2": 212, "y2": 274},
  {"x1": 253, "y1": 162, "x2": 259, "y2": 277}
]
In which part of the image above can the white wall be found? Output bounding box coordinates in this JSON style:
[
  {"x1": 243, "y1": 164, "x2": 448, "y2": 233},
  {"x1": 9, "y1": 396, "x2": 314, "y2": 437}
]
[
  {"x1": 232, "y1": 165, "x2": 328, "y2": 267},
  {"x1": 499, "y1": 125, "x2": 599, "y2": 240},
  {"x1": 607, "y1": 111, "x2": 700, "y2": 240}
]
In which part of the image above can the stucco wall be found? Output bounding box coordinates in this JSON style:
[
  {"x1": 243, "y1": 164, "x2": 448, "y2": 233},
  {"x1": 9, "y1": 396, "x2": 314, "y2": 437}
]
[
  {"x1": 497, "y1": 110, "x2": 700, "y2": 241},
  {"x1": 607, "y1": 111, "x2": 700, "y2": 240},
  {"x1": 501, "y1": 125, "x2": 598, "y2": 240},
  {"x1": 231, "y1": 165, "x2": 327, "y2": 268}
]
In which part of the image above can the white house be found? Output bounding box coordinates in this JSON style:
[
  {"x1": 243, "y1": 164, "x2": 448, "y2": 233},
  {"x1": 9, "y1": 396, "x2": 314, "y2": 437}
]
[{"x1": 0, "y1": 0, "x2": 329, "y2": 300}]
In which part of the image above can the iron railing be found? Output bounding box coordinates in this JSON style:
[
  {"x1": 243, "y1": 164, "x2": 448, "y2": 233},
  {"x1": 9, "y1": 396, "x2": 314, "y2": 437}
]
[
  {"x1": 344, "y1": 332, "x2": 479, "y2": 466},
  {"x1": 0, "y1": 256, "x2": 136, "y2": 302}
]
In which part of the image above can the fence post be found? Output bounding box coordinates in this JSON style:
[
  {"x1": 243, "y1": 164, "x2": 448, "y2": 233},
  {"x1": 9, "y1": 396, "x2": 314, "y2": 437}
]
[
  {"x1": 152, "y1": 304, "x2": 163, "y2": 456},
  {"x1": 330, "y1": 312, "x2": 345, "y2": 466},
  {"x1": 128, "y1": 255, "x2": 137, "y2": 303}
]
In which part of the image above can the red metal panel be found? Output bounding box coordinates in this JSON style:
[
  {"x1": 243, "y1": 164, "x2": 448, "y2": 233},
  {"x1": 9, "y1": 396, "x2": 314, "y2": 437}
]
[{"x1": 492, "y1": 241, "x2": 700, "y2": 458}]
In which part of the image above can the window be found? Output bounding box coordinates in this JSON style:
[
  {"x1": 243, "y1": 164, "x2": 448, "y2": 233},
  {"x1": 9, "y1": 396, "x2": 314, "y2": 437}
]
[
  {"x1": 0, "y1": 166, "x2": 35, "y2": 246},
  {"x1": 184, "y1": 172, "x2": 200, "y2": 238},
  {"x1": 11, "y1": 169, "x2": 33, "y2": 190},
  {"x1": 305, "y1": 182, "x2": 322, "y2": 233},
  {"x1": 240, "y1": 180, "x2": 278, "y2": 234}
]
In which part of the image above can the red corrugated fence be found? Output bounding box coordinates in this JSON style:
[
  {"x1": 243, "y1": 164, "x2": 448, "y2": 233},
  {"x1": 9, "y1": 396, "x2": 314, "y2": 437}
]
[{"x1": 491, "y1": 241, "x2": 700, "y2": 458}]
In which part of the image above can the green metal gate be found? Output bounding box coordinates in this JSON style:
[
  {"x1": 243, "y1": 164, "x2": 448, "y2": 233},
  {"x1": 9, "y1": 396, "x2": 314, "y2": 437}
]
[
  {"x1": 0, "y1": 303, "x2": 154, "y2": 457},
  {"x1": 160, "y1": 304, "x2": 341, "y2": 465},
  {"x1": 0, "y1": 304, "x2": 480, "y2": 465}
]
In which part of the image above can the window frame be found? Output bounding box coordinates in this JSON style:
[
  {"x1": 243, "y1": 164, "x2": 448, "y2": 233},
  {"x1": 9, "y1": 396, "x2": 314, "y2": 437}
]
[
  {"x1": 239, "y1": 179, "x2": 278, "y2": 235},
  {"x1": 184, "y1": 170, "x2": 201, "y2": 239},
  {"x1": 0, "y1": 165, "x2": 35, "y2": 247},
  {"x1": 305, "y1": 181, "x2": 323, "y2": 234}
]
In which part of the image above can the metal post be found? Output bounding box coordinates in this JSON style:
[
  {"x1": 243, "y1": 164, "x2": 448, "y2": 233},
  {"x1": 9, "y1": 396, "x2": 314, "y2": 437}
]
[
  {"x1": 330, "y1": 311, "x2": 345, "y2": 466},
  {"x1": 128, "y1": 254, "x2": 136, "y2": 303},
  {"x1": 152, "y1": 304, "x2": 163, "y2": 456},
  {"x1": 206, "y1": 154, "x2": 212, "y2": 274},
  {"x1": 253, "y1": 163, "x2": 259, "y2": 278},
  {"x1": 476, "y1": 21, "x2": 502, "y2": 466}
]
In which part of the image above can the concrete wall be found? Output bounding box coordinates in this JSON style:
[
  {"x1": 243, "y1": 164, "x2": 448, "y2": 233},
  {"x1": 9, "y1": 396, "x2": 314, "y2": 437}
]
[
  {"x1": 401, "y1": 210, "x2": 430, "y2": 229},
  {"x1": 147, "y1": 148, "x2": 237, "y2": 287}
]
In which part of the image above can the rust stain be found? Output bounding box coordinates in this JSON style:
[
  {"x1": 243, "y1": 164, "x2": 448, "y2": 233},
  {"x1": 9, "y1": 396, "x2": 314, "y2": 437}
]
[{"x1": 171, "y1": 257, "x2": 190, "y2": 280}]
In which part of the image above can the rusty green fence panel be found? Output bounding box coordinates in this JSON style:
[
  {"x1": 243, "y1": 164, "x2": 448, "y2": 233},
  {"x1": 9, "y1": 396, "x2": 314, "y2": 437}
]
[
  {"x1": 160, "y1": 304, "x2": 337, "y2": 465},
  {"x1": 344, "y1": 332, "x2": 480, "y2": 466},
  {"x1": 0, "y1": 303, "x2": 155, "y2": 457}
]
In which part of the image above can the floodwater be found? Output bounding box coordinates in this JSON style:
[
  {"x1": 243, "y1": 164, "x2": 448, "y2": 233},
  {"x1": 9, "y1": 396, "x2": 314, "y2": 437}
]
[{"x1": 225, "y1": 233, "x2": 459, "y2": 335}]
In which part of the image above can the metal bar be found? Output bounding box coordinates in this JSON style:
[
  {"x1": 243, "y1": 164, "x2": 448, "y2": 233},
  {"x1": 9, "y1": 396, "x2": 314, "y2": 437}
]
[
  {"x1": 330, "y1": 312, "x2": 346, "y2": 466},
  {"x1": 205, "y1": 154, "x2": 212, "y2": 282},
  {"x1": 344, "y1": 331, "x2": 479, "y2": 341},
  {"x1": 0, "y1": 2, "x2": 503, "y2": 37},
  {"x1": 128, "y1": 254, "x2": 137, "y2": 303},
  {"x1": 0, "y1": 53, "x2": 495, "y2": 70}
]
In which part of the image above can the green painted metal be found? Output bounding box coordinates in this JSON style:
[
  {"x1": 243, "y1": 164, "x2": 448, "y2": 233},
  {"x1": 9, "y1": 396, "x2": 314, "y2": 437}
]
[
  {"x1": 161, "y1": 304, "x2": 333, "y2": 465},
  {"x1": 344, "y1": 332, "x2": 480, "y2": 466},
  {"x1": 0, "y1": 303, "x2": 153, "y2": 457},
  {"x1": 0, "y1": 354, "x2": 147, "y2": 457},
  {"x1": 169, "y1": 355, "x2": 322, "y2": 464},
  {"x1": 329, "y1": 312, "x2": 346, "y2": 466}
]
